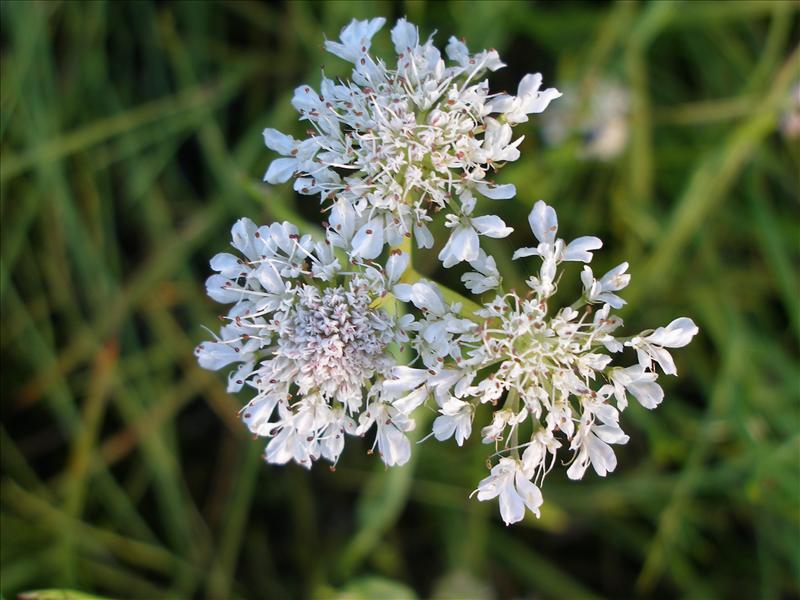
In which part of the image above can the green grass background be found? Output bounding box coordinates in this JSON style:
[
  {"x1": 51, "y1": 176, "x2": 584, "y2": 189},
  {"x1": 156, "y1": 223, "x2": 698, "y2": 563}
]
[{"x1": 1, "y1": 1, "x2": 798, "y2": 598}]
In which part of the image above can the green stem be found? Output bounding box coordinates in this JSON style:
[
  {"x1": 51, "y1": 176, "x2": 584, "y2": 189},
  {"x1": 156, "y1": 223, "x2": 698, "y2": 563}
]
[{"x1": 570, "y1": 296, "x2": 588, "y2": 311}]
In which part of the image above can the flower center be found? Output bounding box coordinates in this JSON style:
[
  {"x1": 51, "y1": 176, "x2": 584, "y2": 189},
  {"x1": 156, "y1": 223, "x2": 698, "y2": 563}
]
[{"x1": 277, "y1": 284, "x2": 393, "y2": 404}]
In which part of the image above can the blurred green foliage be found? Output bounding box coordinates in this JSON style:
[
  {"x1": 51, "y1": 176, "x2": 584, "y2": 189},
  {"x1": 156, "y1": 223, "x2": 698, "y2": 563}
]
[{"x1": 1, "y1": 1, "x2": 798, "y2": 598}]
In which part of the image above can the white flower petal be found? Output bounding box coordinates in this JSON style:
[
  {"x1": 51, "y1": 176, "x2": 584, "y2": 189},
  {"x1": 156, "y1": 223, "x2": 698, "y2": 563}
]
[
  {"x1": 392, "y1": 283, "x2": 413, "y2": 302},
  {"x1": 409, "y1": 282, "x2": 446, "y2": 315},
  {"x1": 498, "y1": 480, "x2": 525, "y2": 525},
  {"x1": 263, "y1": 157, "x2": 297, "y2": 184},
  {"x1": 528, "y1": 200, "x2": 558, "y2": 244},
  {"x1": 460, "y1": 190, "x2": 477, "y2": 215},
  {"x1": 241, "y1": 394, "x2": 280, "y2": 436},
  {"x1": 476, "y1": 474, "x2": 501, "y2": 501},
  {"x1": 563, "y1": 236, "x2": 603, "y2": 262},
  {"x1": 350, "y1": 218, "x2": 385, "y2": 259},
  {"x1": 627, "y1": 378, "x2": 664, "y2": 409},
  {"x1": 227, "y1": 361, "x2": 254, "y2": 393},
  {"x1": 195, "y1": 341, "x2": 241, "y2": 370},
  {"x1": 439, "y1": 226, "x2": 479, "y2": 268},
  {"x1": 521, "y1": 86, "x2": 562, "y2": 115},
  {"x1": 472, "y1": 215, "x2": 513, "y2": 238},
  {"x1": 486, "y1": 94, "x2": 515, "y2": 114},
  {"x1": 567, "y1": 452, "x2": 589, "y2": 480},
  {"x1": 594, "y1": 424, "x2": 629, "y2": 445},
  {"x1": 644, "y1": 317, "x2": 699, "y2": 348},
  {"x1": 414, "y1": 222, "x2": 434, "y2": 249},
  {"x1": 210, "y1": 253, "x2": 245, "y2": 278},
  {"x1": 475, "y1": 182, "x2": 517, "y2": 199},
  {"x1": 383, "y1": 366, "x2": 428, "y2": 396},
  {"x1": 432, "y1": 414, "x2": 457, "y2": 442},
  {"x1": 231, "y1": 218, "x2": 258, "y2": 259},
  {"x1": 587, "y1": 434, "x2": 617, "y2": 477},
  {"x1": 255, "y1": 263, "x2": 284, "y2": 294},
  {"x1": 517, "y1": 73, "x2": 542, "y2": 97},
  {"x1": 649, "y1": 345, "x2": 678, "y2": 375},
  {"x1": 393, "y1": 386, "x2": 429, "y2": 413},
  {"x1": 385, "y1": 252, "x2": 410, "y2": 285},
  {"x1": 324, "y1": 17, "x2": 386, "y2": 63},
  {"x1": 514, "y1": 471, "x2": 543, "y2": 518},
  {"x1": 512, "y1": 246, "x2": 539, "y2": 260},
  {"x1": 329, "y1": 198, "x2": 356, "y2": 242},
  {"x1": 445, "y1": 36, "x2": 468, "y2": 64},
  {"x1": 291, "y1": 84, "x2": 320, "y2": 113},
  {"x1": 262, "y1": 128, "x2": 295, "y2": 154},
  {"x1": 379, "y1": 423, "x2": 411, "y2": 467},
  {"x1": 205, "y1": 274, "x2": 243, "y2": 304},
  {"x1": 391, "y1": 18, "x2": 418, "y2": 53}
]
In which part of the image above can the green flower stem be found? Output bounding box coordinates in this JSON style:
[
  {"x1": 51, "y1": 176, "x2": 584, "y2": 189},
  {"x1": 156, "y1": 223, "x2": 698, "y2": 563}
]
[{"x1": 570, "y1": 296, "x2": 588, "y2": 311}]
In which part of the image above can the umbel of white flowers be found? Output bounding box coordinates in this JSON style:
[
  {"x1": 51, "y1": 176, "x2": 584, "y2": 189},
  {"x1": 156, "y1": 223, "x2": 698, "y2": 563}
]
[
  {"x1": 196, "y1": 17, "x2": 698, "y2": 526},
  {"x1": 195, "y1": 217, "x2": 422, "y2": 467},
  {"x1": 261, "y1": 16, "x2": 560, "y2": 265}
]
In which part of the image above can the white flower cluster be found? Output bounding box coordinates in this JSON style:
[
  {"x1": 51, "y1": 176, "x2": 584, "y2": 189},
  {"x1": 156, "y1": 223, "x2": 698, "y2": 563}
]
[
  {"x1": 195, "y1": 217, "x2": 422, "y2": 468},
  {"x1": 197, "y1": 17, "x2": 698, "y2": 526},
  {"x1": 262, "y1": 17, "x2": 560, "y2": 265},
  {"x1": 391, "y1": 200, "x2": 698, "y2": 524}
]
